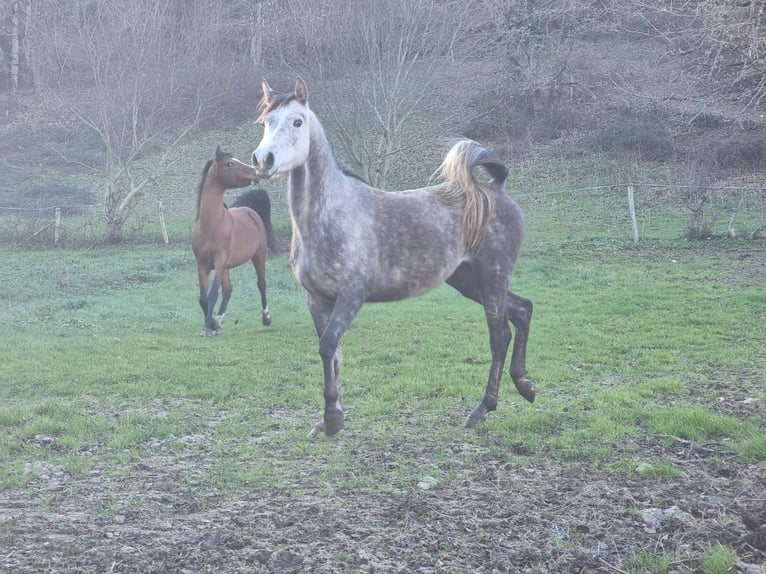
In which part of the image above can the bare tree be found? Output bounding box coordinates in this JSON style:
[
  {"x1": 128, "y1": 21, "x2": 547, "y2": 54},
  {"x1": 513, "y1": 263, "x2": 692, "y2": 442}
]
[
  {"x1": 278, "y1": 0, "x2": 476, "y2": 187},
  {"x1": 1, "y1": 0, "x2": 29, "y2": 105},
  {"x1": 28, "y1": 0, "x2": 253, "y2": 241},
  {"x1": 619, "y1": 0, "x2": 766, "y2": 116}
]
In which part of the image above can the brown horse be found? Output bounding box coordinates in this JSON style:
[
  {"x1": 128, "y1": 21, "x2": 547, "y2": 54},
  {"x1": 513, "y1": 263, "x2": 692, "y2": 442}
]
[{"x1": 192, "y1": 146, "x2": 277, "y2": 336}]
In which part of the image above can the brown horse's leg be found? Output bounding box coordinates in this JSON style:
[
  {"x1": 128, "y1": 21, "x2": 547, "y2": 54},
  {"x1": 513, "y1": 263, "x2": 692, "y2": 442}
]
[
  {"x1": 197, "y1": 265, "x2": 220, "y2": 337},
  {"x1": 197, "y1": 265, "x2": 210, "y2": 317},
  {"x1": 216, "y1": 269, "x2": 233, "y2": 326},
  {"x1": 252, "y1": 252, "x2": 271, "y2": 326},
  {"x1": 200, "y1": 268, "x2": 224, "y2": 337}
]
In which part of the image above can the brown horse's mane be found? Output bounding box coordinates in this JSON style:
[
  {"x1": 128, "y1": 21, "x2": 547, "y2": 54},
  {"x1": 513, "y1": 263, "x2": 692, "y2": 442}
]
[
  {"x1": 195, "y1": 159, "x2": 214, "y2": 221},
  {"x1": 195, "y1": 149, "x2": 235, "y2": 220}
]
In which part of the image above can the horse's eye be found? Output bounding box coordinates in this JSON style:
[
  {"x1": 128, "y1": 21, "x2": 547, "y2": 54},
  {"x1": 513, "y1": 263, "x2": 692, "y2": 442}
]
[{"x1": 293, "y1": 119, "x2": 303, "y2": 128}]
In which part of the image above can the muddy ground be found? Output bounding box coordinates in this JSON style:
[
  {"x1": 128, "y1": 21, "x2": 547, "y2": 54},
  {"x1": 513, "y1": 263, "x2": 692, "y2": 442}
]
[{"x1": 2, "y1": 435, "x2": 765, "y2": 574}]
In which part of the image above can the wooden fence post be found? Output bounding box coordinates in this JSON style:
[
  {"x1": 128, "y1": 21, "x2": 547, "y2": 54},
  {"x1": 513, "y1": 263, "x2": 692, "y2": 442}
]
[
  {"x1": 158, "y1": 200, "x2": 169, "y2": 245},
  {"x1": 627, "y1": 185, "x2": 639, "y2": 243},
  {"x1": 54, "y1": 207, "x2": 61, "y2": 245}
]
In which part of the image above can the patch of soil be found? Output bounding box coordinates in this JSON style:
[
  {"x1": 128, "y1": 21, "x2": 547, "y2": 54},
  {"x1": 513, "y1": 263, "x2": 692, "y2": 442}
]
[{"x1": 2, "y1": 441, "x2": 765, "y2": 573}]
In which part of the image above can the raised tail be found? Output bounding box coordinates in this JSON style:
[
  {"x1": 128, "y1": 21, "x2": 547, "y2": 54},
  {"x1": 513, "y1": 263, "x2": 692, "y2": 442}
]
[
  {"x1": 435, "y1": 140, "x2": 508, "y2": 248},
  {"x1": 231, "y1": 188, "x2": 280, "y2": 254}
]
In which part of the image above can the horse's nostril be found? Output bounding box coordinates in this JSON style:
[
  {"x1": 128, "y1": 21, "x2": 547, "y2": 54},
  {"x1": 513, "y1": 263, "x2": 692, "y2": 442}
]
[{"x1": 265, "y1": 152, "x2": 274, "y2": 170}]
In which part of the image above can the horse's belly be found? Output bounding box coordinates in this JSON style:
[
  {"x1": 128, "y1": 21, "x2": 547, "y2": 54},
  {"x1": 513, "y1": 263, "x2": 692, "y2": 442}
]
[
  {"x1": 367, "y1": 264, "x2": 456, "y2": 302},
  {"x1": 290, "y1": 237, "x2": 463, "y2": 302}
]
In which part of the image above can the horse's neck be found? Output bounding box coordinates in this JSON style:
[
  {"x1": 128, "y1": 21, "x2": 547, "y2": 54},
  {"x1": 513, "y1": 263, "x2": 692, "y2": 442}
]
[
  {"x1": 198, "y1": 179, "x2": 226, "y2": 225},
  {"x1": 288, "y1": 119, "x2": 344, "y2": 231}
]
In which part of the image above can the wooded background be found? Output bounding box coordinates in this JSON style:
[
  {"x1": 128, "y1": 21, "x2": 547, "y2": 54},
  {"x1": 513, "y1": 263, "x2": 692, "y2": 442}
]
[{"x1": 1, "y1": 0, "x2": 765, "y2": 242}]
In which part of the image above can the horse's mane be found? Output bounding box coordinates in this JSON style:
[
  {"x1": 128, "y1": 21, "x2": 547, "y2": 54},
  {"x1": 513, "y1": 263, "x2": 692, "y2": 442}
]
[
  {"x1": 195, "y1": 148, "x2": 237, "y2": 220},
  {"x1": 195, "y1": 159, "x2": 215, "y2": 221}
]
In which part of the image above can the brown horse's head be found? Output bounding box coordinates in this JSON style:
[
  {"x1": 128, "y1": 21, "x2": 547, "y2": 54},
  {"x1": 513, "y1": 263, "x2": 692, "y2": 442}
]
[
  {"x1": 195, "y1": 147, "x2": 258, "y2": 219},
  {"x1": 211, "y1": 146, "x2": 258, "y2": 188}
]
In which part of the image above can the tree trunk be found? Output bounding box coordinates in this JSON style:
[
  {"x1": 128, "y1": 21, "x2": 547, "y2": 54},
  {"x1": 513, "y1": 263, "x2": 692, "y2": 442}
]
[
  {"x1": 11, "y1": 0, "x2": 20, "y2": 98},
  {"x1": 108, "y1": 219, "x2": 123, "y2": 244}
]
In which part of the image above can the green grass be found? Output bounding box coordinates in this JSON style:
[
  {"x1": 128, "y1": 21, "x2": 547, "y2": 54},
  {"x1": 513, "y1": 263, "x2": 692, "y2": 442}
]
[
  {"x1": 1, "y1": 239, "x2": 763, "y2": 484},
  {"x1": 1, "y1": 225, "x2": 765, "y2": 569},
  {"x1": 701, "y1": 544, "x2": 738, "y2": 574}
]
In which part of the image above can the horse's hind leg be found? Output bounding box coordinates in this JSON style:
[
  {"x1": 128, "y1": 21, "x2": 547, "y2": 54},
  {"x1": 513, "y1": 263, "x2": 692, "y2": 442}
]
[
  {"x1": 447, "y1": 263, "x2": 535, "y2": 425},
  {"x1": 252, "y1": 253, "x2": 271, "y2": 326},
  {"x1": 507, "y1": 292, "x2": 535, "y2": 402},
  {"x1": 465, "y1": 288, "x2": 513, "y2": 428}
]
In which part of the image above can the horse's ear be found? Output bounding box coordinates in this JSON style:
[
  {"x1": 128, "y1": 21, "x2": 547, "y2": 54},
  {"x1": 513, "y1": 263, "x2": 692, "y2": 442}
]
[
  {"x1": 295, "y1": 77, "x2": 308, "y2": 105},
  {"x1": 261, "y1": 79, "x2": 273, "y2": 104},
  {"x1": 215, "y1": 146, "x2": 224, "y2": 160}
]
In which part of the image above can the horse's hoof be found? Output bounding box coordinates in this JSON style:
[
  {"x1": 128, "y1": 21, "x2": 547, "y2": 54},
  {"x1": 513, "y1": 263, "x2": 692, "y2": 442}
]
[
  {"x1": 465, "y1": 406, "x2": 487, "y2": 428},
  {"x1": 200, "y1": 327, "x2": 222, "y2": 337},
  {"x1": 514, "y1": 377, "x2": 536, "y2": 403},
  {"x1": 323, "y1": 407, "x2": 345, "y2": 436},
  {"x1": 308, "y1": 420, "x2": 325, "y2": 438},
  {"x1": 262, "y1": 311, "x2": 272, "y2": 326}
]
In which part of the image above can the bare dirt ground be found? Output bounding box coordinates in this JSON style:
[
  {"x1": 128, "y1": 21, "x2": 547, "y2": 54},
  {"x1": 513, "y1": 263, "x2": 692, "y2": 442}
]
[{"x1": 2, "y1": 435, "x2": 765, "y2": 574}]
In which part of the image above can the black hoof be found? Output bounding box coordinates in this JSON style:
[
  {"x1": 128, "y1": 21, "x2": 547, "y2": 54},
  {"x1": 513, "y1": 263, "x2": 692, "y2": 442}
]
[
  {"x1": 514, "y1": 377, "x2": 536, "y2": 403},
  {"x1": 465, "y1": 406, "x2": 487, "y2": 428}
]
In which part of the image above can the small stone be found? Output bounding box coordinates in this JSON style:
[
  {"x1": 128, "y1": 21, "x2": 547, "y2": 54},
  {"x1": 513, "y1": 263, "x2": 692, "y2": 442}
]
[
  {"x1": 641, "y1": 508, "x2": 663, "y2": 532},
  {"x1": 417, "y1": 476, "x2": 438, "y2": 490}
]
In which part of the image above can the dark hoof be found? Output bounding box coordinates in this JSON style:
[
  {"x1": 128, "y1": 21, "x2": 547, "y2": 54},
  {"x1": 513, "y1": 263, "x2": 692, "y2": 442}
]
[
  {"x1": 514, "y1": 377, "x2": 536, "y2": 403},
  {"x1": 308, "y1": 420, "x2": 325, "y2": 438},
  {"x1": 262, "y1": 310, "x2": 272, "y2": 326},
  {"x1": 199, "y1": 327, "x2": 221, "y2": 337},
  {"x1": 465, "y1": 406, "x2": 487, "y2": 428},
  {"x1": 323, "y1": 407, "x2": 345, "y2": 436},
  {"x1": 307, "y1": 407, "x2": 345, "y2": 438}
]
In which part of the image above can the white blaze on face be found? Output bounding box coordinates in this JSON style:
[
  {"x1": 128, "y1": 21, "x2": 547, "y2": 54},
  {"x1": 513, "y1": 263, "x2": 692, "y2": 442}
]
[{"x1": 254, "y1": 100, "x2": 310, "y2": 177}]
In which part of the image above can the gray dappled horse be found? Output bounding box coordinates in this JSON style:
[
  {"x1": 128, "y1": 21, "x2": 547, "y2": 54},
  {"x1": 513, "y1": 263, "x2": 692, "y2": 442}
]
[{"x1": 252, "y1": 79, "x2": 535, "y2": 437}]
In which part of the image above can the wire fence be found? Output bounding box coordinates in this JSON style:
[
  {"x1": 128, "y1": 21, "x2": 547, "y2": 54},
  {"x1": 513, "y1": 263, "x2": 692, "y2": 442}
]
[{"x1": 1, "y1": 183, "x2": 765, "y2": 249}]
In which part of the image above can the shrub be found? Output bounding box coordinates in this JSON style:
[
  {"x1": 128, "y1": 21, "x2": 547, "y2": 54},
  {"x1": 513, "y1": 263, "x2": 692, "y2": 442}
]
[
  {"x1": 695, "y1": 135, "x2": 766, "y2": 172},
  {"x1": 587, "y1": 121, "x2": 674, "y2": 161}
]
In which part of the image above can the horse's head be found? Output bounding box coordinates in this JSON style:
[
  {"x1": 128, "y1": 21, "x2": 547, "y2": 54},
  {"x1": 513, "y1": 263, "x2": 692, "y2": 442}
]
[
  {"x1": 252, "y1": 78, "x2": 311, "y2": 179},
  {"x1": 212, "y1": 146, "x2": 258, "y2": 188}
]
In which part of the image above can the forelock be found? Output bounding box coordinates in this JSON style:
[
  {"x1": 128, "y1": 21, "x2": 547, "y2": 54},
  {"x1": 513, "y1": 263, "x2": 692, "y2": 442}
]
[{"x1": 256, "y1": 91, "x2": 300, "y2": 124}]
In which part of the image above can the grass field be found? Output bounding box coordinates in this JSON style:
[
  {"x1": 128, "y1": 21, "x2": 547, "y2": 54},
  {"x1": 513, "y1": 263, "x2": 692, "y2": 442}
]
[{"x1": 1, "y1": 204, "x2": 765, "y2": 572}]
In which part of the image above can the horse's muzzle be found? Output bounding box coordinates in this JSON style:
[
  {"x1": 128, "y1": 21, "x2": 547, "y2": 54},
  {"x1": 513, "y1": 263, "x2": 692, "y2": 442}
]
[{"x1": 252, "y1": 150, "x2": 275, "y2": 179}]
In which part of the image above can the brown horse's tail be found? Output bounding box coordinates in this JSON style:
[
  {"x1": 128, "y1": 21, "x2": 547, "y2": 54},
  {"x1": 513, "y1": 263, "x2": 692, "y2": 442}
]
[
  {"x1": 231, "y1": 188, "x2": 280, "y2": 255},
  {"x1": 434, "y1": 140, "x2": 508, "y2": 249}
]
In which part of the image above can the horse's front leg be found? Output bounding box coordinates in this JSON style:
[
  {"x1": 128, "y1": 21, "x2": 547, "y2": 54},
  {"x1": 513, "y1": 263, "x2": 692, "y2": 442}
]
[
  {"x1": 197, "y1": 265, "x2": 210, "y2": 318},
  {"x1": 507, "y1": 292, "x2": 535, "y2": 402},
  {"x1": 466, "y1": 293, "x2": 512, "y2": 428},
  {"x1": 307, "y1": 289, "x2": 364, "y2": 437},
  {"x1": 215, "y1": 269, "x2": 233, "y2": 328},
  {"x1": 200, "y1": 274, "x2": 223, "y2": 337}
]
